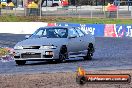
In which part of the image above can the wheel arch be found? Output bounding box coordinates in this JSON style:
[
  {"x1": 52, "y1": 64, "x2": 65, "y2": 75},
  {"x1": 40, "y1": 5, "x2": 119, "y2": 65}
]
[
  {"x1": 88, "y1": 43, "x2": 93, "y2": 47},
  {"x1": 60, "y1": 45, "x2": 67, "y2": 51}
]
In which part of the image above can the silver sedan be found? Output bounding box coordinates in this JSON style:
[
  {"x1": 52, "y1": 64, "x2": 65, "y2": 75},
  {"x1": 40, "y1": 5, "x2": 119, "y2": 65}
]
[{"x1": 14, "y1": 26, "x2": 95, "y2": 65}]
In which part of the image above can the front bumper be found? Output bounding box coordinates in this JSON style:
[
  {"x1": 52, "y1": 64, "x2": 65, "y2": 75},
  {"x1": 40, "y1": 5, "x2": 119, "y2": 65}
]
[{"x1": 14, "y1": 49, "x2": 59, "y2": 61}]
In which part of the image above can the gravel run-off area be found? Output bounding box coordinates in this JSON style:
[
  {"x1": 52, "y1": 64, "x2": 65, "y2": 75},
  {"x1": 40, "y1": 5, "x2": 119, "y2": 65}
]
[{"x1": 0, "y1": 70, "x2": 132, "y2": 88}]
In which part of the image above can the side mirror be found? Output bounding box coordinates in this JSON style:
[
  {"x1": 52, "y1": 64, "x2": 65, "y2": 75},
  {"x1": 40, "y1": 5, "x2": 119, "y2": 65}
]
[
  {"x1": 68, "y1": 34, "x2": 77, "y2": 39},
  {"x1": 25, "y1": 35, "x2": 30, "y2": 39}
]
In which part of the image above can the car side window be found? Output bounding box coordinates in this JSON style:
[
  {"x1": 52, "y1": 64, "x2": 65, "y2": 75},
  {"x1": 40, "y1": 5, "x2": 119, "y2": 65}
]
[
  {"x1": 68, "y1": 28, "x2": 79, "y2": 37},
  {"x1": 36, "y1": 30, "x2": 43, "y2": 36},
  {"x1": 56, "y1": 28, "x2": 68, "y2": 38},
  {"x1": 75, "y1": 28, "x2": 85, "y2": 37},
  {"x1": 33, "y1": 29, "x2": 44, "y2": 38},
  {"x1": 41, "y1": 29, "x2": 46, "y2": 37}
]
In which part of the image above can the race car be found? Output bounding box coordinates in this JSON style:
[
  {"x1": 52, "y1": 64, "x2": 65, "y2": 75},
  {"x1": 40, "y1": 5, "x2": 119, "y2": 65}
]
[{"x1": 14, "y1": 26, "x2": 95, "y2": 65}]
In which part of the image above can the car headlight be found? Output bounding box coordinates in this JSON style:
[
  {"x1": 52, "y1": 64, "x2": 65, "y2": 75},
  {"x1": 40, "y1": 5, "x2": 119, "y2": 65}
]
[
  {"x1": 14, "y1": 46, "x2": 23, "y2": 50},
  {"x1": 39, "y1": 45, "x2": 57, "y2": 49}
]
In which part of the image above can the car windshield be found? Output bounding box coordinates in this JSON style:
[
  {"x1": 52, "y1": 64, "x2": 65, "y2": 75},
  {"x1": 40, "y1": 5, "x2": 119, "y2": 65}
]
[{"x1": 30, "y1": 28, "x2": 68, "y2": 38}]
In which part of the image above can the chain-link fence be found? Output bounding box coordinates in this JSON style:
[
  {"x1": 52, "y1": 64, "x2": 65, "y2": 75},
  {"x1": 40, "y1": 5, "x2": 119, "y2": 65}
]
[{"x1": 0, "y1": 0, "x2": 132, "y2": 19}]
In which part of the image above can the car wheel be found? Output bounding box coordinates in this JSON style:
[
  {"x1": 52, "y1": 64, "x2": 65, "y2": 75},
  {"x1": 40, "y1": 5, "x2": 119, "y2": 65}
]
[
  {"x1": 15, "y1": 60, "x2": 26, "y2": 65},
  {"x1": 83, "y1": 43, "x2": 94, "y2": 60},
  {"x1": 58, "y1": 46, "x2": 68, "y2": 63}
]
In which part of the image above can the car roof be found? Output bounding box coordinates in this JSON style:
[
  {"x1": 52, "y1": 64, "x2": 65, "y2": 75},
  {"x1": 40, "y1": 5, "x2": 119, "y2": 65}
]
[{"x1": 39, "y1": 26, "x2": 76, "y2": 29}]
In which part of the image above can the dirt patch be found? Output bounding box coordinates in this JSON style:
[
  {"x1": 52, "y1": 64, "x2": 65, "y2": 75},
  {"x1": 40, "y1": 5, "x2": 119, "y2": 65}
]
[{"x1": 0, "y1": 70, "x2": 132, "y2": 88}]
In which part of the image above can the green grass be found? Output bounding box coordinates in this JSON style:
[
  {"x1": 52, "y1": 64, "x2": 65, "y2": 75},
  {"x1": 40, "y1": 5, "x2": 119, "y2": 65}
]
[{"x1": 0, "y1": 15, "x2": 132, "y2": 24}]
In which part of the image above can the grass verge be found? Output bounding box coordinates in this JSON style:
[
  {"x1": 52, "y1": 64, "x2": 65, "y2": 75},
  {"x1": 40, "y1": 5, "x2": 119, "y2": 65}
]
[{"x1": 0, "y1": 15, "x2": 132, "y2": 24}]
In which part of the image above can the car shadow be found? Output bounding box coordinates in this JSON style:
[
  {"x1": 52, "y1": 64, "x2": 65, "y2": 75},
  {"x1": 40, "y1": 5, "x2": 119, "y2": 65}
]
[{"x1": 16, "y1": 58, "x2": 94, "y2": 66}]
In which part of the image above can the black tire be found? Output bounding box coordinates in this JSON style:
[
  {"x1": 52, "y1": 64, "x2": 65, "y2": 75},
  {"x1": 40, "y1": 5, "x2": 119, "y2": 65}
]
[
  {"x1": 15, "y1": 60, "x2": 26, "y2": 65},
  {"x1": 57, "y1": 46, "x2": 68, "y2": 63},
  {"x1": 83, "y1": 43, "x2": 94, "y2": 60}
]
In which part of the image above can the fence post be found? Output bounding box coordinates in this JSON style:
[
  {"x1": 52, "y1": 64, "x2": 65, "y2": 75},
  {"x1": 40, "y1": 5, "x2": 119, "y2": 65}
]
[
  {"x1": 46, "y1": 6, "x2": 47, "y2": 17},
  {"x1": 76, "y1": 6, "x2": 77, "y2": 17},
  {"x1": 117, "y1": 3, "x2": 119, "y2": 19},
  {"x1": 39, "y1": 0, "x2": 42, "y2": 19},
  {"x1": 14, "y1": 6, "x2": 16, "y2": 16},
  {"x1": 24, "y1": 0, "x2": 27, "y2": 16},
  {"x1": 78, "y1": 6, "x2": 81, "y2": 18},
  {"x1": 103, "y1": 5, "x2": 106, "y2": 18},
  {"x1": 128, "y1": 0, "x2": 130, "y2": 11},
  {"x1": 131, "y1": 6, "x2": 132, "y2": 18},
  {"x1": 0, "y1": 3, "x2": 1, "y2": 15},
  {"x1": 90, "y1": 5, "x2": 93, "y2": 18}
]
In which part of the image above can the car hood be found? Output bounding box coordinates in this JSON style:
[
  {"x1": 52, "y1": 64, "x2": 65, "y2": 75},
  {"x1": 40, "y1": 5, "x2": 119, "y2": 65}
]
[{"x1": 15, "y1": 37, "x2": 67, "y2": 47}]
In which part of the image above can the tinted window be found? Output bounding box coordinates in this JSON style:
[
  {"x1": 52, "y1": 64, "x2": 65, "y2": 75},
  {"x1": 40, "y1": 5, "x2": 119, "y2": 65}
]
[
  {"x1": 47, "y1": 28, "x2": 68, "y2": 38},
  {"x1": 30, "y1": 28, "x2": 68, "y2": 38},
  {"x1": 30, "y1": 28, "x2": 46, "y2": 38},
  {"x1": 75, "y1": 28, "x2": 85, "y2": 37},
  {"x1": 68, "y1": 28, "x2": 79, "y2": 37}
]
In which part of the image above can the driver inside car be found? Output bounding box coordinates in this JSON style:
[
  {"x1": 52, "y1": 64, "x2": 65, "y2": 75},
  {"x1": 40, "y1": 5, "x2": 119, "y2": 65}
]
[
  {"x1": 47, "y1": 29, "x2": 58, "y2": 38},
  {"x1": 58, "y1": 29, "x2": 68, "y2": 38}
]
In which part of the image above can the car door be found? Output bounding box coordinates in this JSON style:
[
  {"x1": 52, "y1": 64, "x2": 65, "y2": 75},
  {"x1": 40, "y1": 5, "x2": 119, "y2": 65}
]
[
  {"x1": 67, "y1": 28, "x2": 81, "y2": 54},
  {"x1": 75, "y1": 28, "x2": 88, "y2": 51}
]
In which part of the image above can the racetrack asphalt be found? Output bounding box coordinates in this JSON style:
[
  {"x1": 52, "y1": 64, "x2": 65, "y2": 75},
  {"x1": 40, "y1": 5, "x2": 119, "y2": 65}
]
[{"x1": 0, "y1": 33, "x2": 132, "y2": 75}]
